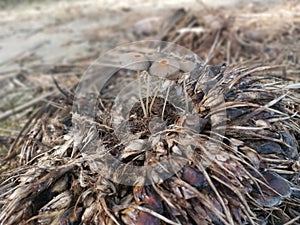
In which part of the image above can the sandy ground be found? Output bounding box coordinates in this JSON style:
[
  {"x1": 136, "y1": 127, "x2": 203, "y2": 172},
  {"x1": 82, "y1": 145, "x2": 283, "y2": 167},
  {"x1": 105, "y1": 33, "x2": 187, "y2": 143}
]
[
  {"x1": 0, "y1": 0, "x2": 195, "y2": 73},
  {"x1": 0, "y1": 0, "x2": 290, "y2": 73}
]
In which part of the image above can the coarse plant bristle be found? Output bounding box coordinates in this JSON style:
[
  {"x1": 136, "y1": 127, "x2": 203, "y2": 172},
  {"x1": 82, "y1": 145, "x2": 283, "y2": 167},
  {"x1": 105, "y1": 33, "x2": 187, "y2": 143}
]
[{"x1": 0, "y1": 63, "x2": 299, "y2": 225}]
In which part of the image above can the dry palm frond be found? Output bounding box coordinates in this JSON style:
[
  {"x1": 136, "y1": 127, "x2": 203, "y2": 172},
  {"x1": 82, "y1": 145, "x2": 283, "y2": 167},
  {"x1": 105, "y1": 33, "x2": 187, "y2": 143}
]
[{"x1": 0, "y1": 61, "x2": 299, "y2": 225}]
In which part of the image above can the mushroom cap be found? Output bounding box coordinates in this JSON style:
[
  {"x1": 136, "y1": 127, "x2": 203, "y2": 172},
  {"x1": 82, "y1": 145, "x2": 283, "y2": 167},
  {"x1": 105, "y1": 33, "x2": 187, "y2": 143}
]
[
  {"x1": 144, "y1": 51, "x2": 163, "y2": 62},
  {"x1": 119, "y1": 52, "x2": 150, "y2": 71},
  {"x1": 179, "y1": 58, "x2": 196, "y2": 72},
  {"x1": 149, "y1": 57, "x2": 180, "y2": 80}
]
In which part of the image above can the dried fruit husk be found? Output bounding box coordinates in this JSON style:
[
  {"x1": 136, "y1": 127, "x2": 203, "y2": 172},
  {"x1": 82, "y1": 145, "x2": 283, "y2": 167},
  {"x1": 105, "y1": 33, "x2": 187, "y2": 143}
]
[{"x1": 1, "y1": 62, "x2": 299, "y2": 225}]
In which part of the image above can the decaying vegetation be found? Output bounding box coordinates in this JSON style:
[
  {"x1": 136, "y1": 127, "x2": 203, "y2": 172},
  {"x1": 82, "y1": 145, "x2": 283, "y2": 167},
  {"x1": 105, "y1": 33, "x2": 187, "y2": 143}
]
[{"x1": 0, "y1": 1, "x2": 299, "y2": 225}]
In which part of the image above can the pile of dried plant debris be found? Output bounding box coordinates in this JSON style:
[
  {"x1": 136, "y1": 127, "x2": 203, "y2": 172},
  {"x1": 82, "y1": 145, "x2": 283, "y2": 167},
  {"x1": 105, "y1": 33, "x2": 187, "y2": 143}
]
[{"x1": 0, "y1": 2, "x2": 300, "y2": 225}]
